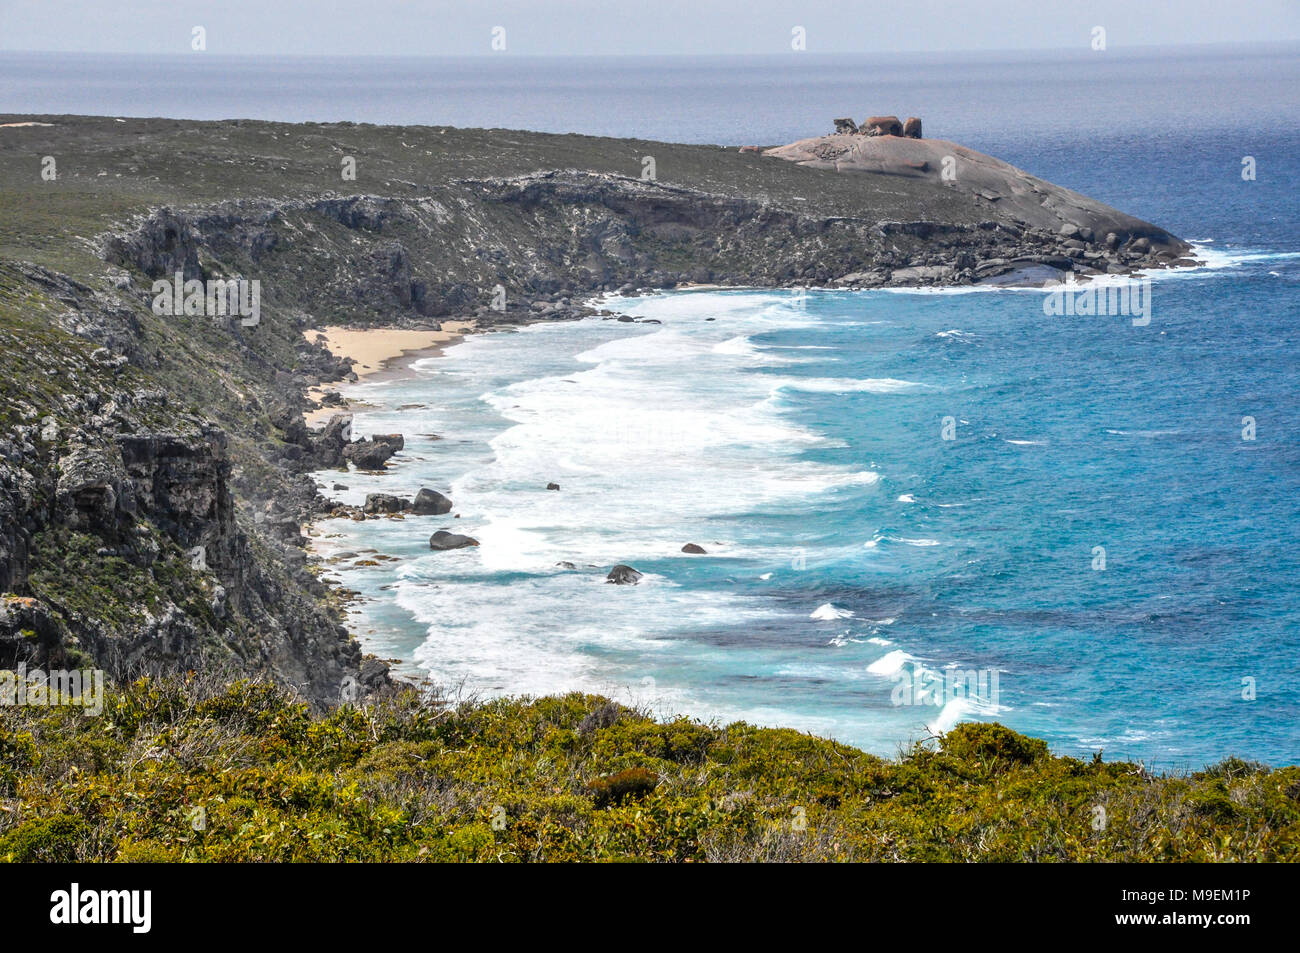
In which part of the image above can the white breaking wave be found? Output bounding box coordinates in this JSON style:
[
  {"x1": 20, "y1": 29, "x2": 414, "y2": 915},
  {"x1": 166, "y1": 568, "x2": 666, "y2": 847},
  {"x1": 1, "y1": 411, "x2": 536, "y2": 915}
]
[
  {"x1": 866, "y1": 649, "x2": 914, "y2": 676},
  {"x1": 773, "y1": 376, "x2": 929, "y2": 395},
  {"x1": 306, "y1": 289, "x2": 979, "y2": 755},
  {"x1": 711, "y1": 334, "x2": 802, "y2": 364},
  {"x1": 878, "y1": 534, "x2": 943, "y2": 547},
  {"x1": 810, "y1": 603, "x2": 853, "y2": 621},
  {"x1": 927, "y1": 695, "x2": 1003, "y2": 736},
  {"x1": 353, "y1": 295, "x2": 890, "y2": 584}
]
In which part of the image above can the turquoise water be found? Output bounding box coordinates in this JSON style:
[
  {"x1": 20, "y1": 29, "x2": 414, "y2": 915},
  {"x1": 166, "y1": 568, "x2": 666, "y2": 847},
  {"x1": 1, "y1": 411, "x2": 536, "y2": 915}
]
[{"x1": 312, "y1": 242, "x2": 1300, "y2": 766}]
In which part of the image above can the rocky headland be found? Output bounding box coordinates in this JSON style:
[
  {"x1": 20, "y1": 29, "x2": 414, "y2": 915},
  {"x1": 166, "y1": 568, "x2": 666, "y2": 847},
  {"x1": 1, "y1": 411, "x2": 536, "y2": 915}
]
[{"x1": 0, "y1": 114, "x2": 1196, "y2": 707}]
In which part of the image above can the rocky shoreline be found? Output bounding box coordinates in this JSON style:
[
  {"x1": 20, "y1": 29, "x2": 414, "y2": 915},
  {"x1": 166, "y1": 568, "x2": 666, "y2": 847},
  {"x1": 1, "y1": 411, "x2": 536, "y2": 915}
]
[{"x1": 0, "y1": 114, "x2": 1197, "y2": 708}]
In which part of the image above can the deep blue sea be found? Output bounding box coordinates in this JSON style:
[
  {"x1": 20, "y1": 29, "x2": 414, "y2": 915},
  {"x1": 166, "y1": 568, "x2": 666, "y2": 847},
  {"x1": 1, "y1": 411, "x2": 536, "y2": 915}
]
[{"x1": 6, "y1": 45, "x2": 1298, "y2": 765}]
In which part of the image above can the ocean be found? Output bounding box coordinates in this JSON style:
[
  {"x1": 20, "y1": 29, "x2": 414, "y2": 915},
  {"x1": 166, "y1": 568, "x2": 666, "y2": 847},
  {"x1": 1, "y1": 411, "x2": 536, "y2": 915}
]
[{"x1": 7, "y1": 44, "x2": 1299, "y2": 765}]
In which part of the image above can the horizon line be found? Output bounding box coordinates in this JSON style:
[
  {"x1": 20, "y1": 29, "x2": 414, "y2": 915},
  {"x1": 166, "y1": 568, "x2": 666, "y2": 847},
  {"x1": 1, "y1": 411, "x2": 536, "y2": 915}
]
[{"x1": 2, "y1": 38, "x2": 1298, "y2": 60}]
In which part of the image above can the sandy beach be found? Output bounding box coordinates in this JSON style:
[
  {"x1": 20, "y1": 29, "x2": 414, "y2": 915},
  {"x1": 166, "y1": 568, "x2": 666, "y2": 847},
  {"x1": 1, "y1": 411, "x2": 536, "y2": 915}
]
[{"x1": 303, "y1": 322, "x2": 474, "y2": 426}]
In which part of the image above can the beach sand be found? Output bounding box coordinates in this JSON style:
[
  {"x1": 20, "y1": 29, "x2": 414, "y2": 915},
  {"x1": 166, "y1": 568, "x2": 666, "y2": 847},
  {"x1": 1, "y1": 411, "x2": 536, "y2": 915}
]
[{"x1": 303, "y1": 322, "x2": 474, "y2": 427}]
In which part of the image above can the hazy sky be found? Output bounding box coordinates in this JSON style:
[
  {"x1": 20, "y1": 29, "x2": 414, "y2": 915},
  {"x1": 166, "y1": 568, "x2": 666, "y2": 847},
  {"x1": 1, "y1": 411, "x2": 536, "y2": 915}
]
[{"x1": 2, "y1": 0, "x2": 1298, "y2": 56}]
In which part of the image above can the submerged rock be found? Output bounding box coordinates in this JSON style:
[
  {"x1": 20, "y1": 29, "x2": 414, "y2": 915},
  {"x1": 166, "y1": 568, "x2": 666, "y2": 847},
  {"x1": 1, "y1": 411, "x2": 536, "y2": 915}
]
[
  {"x1": 412, "y1": 488, "x2": 452, "y2": 515},
  {"x1": 606, "y1": 564, "x2": 643, "y2": 585},
  {"x1": 429, "y1": 530, "x2": 479, "y2": 550}
]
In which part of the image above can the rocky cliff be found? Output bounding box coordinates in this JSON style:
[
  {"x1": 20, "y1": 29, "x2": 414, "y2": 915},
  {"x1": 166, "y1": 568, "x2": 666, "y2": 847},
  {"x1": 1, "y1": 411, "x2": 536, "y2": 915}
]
[{"x1": 0, "y1": 260, "x2": 383, "y2": 705}]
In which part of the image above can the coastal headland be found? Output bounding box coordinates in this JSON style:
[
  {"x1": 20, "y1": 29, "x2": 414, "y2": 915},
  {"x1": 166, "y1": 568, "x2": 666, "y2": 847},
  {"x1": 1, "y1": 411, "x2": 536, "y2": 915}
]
[{"x1": 0, "y1": 113, "x2": 1195, "y2": 724}]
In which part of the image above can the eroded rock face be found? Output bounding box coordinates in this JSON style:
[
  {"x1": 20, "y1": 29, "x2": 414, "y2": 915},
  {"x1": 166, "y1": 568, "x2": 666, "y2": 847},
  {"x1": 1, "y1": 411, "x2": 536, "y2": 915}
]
[
  {"x1": 833, "y1": 117, "x2": 859, "y2": 135},
  {"x1": 367, "y1": 241, "x2": 414, "y2": 309},
  {"x1": 55, "y1": 443, "x2": 131, "y2": 533},
  {"x1": 0, "y1": 408, "x2": 384, "y2": 706},
  {"x1": 0, "y1": 595, "x2": 68, "y2": 669},
  {"x1": 903, "y1": 117, "x2": 923, "y2": 139},
  {"x1": 309, "y1": 414, "x2": 353, "y2": 467},
  {"x1": 863, "y1": 115, "x2": 903, "y2": 137},
  {"x1": 342, "y1": 439, "x2": 396, "y2": 470},
  {"x1": 312, "y1": 194, "x2": 414, "y2": 232},
  {"x1": 103, "y1": 207, "x2": 204, "y2": 281},
  {"x1": 117, "y1": 429, "x2": 233, "y2": 552}
]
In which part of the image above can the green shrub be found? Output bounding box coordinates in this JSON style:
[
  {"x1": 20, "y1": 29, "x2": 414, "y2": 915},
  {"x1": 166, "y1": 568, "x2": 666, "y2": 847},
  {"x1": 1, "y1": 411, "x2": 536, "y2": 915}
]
[
  {"x1": 0, "y1": 814, "x2": 90, "y2": 862},
  {"x1": 0, "y1": 727, "x2": 38, "y2": 794},
  {"x1": 940, "y1": 722, "x2": 1049, "y2": 768},
  {"x1": 586, "y1": 768, "x2": 659, "y2": 808}
]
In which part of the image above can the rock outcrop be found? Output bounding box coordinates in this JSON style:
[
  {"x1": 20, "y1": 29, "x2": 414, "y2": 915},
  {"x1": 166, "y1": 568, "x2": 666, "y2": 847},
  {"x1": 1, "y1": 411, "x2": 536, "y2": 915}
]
[
  {"x1": 103, "y1": 207, "x2": 204, "y2": 281},
  {"x1": 863, "y1": 115, "x2": 903, "y2": 137},
  {"x1": 429, "y1": 530, "x2": 479, "y2": 550},
  {"x1": 412, "y1": 488, "x2": 453, "y2": 515},
  {"x1": 765, "y1": 132, "x2": 1190, "y2": 275},
  {"x1": 342, "y1": 438, "x2": 396, "y2": 471},
  {"x1": 310, "y1": 414, "x2": 353, "y2": 467},
  {"x1": 362, "y1": 493, "x2": 410, "y2": 514},
  {"x1": 606, "y1": 565, "x2": 643, "y2": 585}
]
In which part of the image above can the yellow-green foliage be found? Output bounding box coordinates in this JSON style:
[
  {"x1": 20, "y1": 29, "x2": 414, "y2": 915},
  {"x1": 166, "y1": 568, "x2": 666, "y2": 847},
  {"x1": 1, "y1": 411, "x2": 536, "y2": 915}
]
[{"x1": 0, "y1": 676, "x2": 1297, "y2": 862}]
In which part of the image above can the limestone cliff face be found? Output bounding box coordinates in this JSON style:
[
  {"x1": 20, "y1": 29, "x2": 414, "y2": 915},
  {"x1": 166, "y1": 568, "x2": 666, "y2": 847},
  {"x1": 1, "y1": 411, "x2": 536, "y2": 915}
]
[
  {"x1": 2, "y1": 426, "x2": 381, "y2": 703},
  {"x1": 0, "y1": 259, "x2": 383, "y2": 707},
  {"x1": 99, "y1": 167, "x2": 1191, "y2": 319}
]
